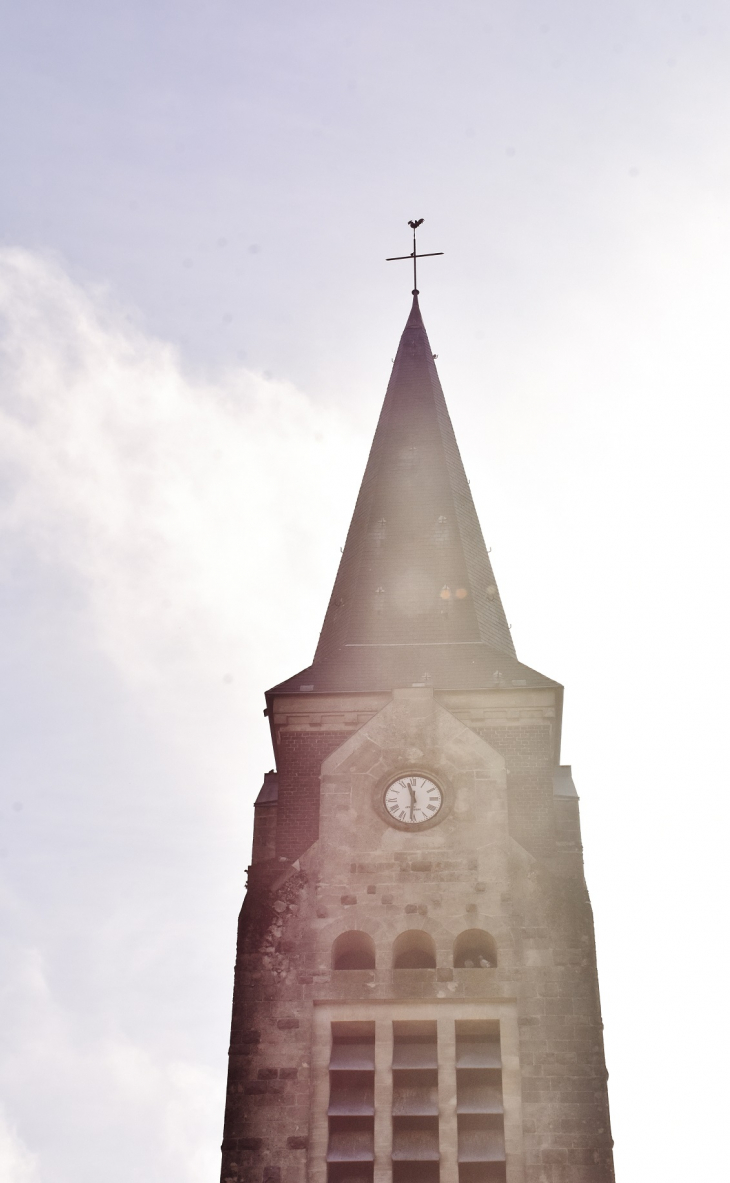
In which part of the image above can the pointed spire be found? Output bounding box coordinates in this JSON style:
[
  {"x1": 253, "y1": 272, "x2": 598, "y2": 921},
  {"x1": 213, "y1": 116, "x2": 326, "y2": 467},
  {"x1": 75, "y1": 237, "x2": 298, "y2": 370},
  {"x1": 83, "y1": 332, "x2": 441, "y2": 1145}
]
[
  {"x1": 268, "y1": 295, "x2": 558, "y2": 695},
  {"x1": 296, "y1": 294, "x2": 520, "y2": 690}
]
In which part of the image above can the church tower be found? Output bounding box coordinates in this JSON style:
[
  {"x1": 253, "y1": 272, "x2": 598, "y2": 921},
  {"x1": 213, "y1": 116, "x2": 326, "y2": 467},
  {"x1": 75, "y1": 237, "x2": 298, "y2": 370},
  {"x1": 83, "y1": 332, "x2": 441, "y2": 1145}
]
[{"x1": 220, "y1": 285, "x2": 615, "y2": 1183}]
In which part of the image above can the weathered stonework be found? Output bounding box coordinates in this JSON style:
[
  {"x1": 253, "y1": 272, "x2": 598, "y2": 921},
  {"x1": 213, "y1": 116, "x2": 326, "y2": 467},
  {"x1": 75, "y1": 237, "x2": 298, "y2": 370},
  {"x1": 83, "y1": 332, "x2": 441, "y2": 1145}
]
[
  {"x1": 221, "y1": 688, "x2": 613, "y2": 1183},
  {"x1": 219, "y1": 292, "x2": 614, "y2": 1183}
]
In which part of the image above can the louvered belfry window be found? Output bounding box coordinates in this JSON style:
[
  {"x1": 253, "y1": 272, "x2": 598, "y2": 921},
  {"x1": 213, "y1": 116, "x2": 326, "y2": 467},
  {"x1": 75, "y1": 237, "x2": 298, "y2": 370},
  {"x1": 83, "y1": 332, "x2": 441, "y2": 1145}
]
[
  {"x1": 325, "y1": 1018, "x2": 507, "y2": 1182},
  {"x1": 392, "y1": 1021, "x2": 440, "y2": 1183},
  {"x1": 327, "y1": 1022, "x2": 376, "y2": 1183},
  {"x1": 456, "y1": 1021, "x2": 506, "y2": 1183}
]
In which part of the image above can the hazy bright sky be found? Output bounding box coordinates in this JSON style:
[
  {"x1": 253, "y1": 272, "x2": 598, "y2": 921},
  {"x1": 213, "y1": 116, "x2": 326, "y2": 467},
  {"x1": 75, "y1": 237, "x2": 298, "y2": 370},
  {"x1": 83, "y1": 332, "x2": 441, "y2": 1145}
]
[{"x1": 0, "y1": 2, "x2": 728, "y2": 1180}]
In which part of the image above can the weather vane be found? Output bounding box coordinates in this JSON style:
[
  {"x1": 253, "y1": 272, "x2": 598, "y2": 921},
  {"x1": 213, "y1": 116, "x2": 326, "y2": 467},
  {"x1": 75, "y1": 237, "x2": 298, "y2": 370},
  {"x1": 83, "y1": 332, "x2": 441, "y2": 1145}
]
[{"x1": 386, "y1": 219, "x2": 444, "y2": 294}]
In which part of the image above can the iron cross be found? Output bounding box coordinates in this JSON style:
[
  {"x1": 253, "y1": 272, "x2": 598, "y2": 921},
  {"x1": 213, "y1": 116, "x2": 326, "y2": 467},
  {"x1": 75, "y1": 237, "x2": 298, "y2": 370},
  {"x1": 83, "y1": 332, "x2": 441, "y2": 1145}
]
[{"x1": 386, "y1": 218, "x2": 444, "y2": 293}]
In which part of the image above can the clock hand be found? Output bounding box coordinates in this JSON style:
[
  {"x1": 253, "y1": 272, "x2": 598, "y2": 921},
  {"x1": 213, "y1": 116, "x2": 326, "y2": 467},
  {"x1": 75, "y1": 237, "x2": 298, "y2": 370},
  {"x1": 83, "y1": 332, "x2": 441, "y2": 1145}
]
[{"x1": 409, "y1": 783, "x2": 416, "y2": 821}]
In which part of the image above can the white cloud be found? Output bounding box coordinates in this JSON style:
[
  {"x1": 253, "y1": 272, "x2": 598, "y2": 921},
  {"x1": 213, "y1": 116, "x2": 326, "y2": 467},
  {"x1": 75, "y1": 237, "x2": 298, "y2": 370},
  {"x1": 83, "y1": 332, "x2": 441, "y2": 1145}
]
[
  {"x1": 0, "y1": 935, "x2": 221, "y2": 1183},
  {"x1": 104, "y1": 1040, "x2": 221, "y2": 1182},
  {"x1": 0, "y1": 247, "x2": 361, "y2": 775},
  {"x1": 0, "y1": 194, "x2": 729, "y2": 1183},
  {"x1": 0, "y1": 249, "x2": 363, "y2": 1183},
  {"x1": 0, "y1": 1107, "x2": 37, "y2": 1183}
]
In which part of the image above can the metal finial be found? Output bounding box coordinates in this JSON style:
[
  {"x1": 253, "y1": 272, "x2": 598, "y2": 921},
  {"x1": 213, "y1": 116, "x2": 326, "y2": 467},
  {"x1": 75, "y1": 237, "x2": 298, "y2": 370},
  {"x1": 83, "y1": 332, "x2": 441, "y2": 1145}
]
[{"x1": 386, "y1": 219, "x2": 444, "y2": 292}]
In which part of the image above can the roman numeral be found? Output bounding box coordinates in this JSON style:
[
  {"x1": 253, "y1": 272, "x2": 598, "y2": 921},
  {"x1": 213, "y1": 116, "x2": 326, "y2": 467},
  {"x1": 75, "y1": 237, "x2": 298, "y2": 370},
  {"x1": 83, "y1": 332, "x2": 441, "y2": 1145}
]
[{"x1": 428, "y1": 804, "x2": 437, "y2": 811}]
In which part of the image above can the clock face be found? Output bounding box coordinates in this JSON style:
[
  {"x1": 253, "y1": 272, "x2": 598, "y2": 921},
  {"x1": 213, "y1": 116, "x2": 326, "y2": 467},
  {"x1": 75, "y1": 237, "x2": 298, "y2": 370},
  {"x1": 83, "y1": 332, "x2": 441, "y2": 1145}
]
[{"x1": 384, "y1": 775, "x2": 443, "y2": 826}]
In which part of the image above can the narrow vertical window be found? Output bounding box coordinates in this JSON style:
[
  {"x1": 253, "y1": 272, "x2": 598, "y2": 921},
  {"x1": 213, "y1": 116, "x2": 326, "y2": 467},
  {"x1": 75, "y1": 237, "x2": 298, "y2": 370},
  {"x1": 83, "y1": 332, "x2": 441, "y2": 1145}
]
[
  {"x1": 392, "y1": 1021, "x2": 440, "y2": 1183},
  {"x1": 455, "y1": 1021, "x2": 505, "y2": 1182},
  {"x1": 327, "y1": 1022, "x2": 375, "y2": 1183}
]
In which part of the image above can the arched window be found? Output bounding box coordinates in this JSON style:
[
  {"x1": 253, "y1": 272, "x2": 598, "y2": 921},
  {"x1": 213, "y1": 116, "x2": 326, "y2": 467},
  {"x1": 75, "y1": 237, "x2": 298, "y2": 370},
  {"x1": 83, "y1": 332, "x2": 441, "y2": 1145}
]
[
  {"x1": 453, "y1": 929, "x2": 498, "y2": 969},
  {"x1": 393, "y1": 930, "x2": 437, "y2": 970},
  {"x1": 332, "y1": 930, "x2": 376, "y2": 970}
]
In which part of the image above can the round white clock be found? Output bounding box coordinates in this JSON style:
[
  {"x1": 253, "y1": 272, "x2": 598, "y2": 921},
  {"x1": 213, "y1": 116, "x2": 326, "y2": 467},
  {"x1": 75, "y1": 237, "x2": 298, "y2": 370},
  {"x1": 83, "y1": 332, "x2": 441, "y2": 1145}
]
[{"x1": 384, "y1": 775, "x2": 443, "y2": 826}]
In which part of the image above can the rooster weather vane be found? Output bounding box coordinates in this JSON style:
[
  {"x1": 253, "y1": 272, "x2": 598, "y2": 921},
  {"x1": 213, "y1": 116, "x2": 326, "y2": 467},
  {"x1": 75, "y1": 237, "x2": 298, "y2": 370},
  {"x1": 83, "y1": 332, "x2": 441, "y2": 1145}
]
[{"x1": 387, "y1": 218, "x2": 444, "y2": 293}]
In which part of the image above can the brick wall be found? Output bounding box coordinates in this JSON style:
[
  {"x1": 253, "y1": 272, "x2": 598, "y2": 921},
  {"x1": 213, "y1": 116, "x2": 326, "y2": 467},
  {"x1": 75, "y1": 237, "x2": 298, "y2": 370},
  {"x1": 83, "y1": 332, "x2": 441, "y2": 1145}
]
[
  {"x1": 478, "y1": 725, "x2": 555, "y2": 857},
  {"x1": 275, "y1": 731, "x2": 354, "y2": 863}
]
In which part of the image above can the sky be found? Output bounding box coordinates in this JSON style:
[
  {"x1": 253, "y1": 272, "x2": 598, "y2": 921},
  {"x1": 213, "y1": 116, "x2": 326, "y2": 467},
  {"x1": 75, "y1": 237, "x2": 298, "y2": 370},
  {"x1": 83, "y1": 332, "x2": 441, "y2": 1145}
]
[{"x1": 0, "y1": 1, "x2": 728, "y2": 1179}]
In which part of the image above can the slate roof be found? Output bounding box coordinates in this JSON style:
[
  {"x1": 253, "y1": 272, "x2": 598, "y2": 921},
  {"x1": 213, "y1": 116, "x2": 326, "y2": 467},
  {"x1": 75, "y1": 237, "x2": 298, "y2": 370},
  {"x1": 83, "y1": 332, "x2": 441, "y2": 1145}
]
[
  {"x1": 269, "y1": 646, "x2": 557, "y2": 695},
  {"x1": 269, "y1": 294, "x2": 559, "y2": 697}
]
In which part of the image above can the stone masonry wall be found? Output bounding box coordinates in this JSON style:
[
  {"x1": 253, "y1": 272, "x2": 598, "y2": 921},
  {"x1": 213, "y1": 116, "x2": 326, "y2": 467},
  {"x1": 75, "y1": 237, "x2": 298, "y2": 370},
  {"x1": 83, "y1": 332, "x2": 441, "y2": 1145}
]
[
  {"x1": 221, "y1": 867, "x2": 319, "y2": 1183},
  {"x1": 220, "y1": 689, "x2": 614, "y2": 1183},
  {"x1": 509, "y1": 845, "x2": 614, "y2": 1181}
]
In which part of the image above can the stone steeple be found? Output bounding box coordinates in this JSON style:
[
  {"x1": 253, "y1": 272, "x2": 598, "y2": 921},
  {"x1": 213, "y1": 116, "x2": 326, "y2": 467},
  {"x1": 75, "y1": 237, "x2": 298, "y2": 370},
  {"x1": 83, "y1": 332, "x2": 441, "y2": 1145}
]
[
  {"x1": 220, "y1": 286, "x2": 615, "y2": 1183},
  {"x1": 270, "y1": 295, "x2": 553, "y2": 697}
]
